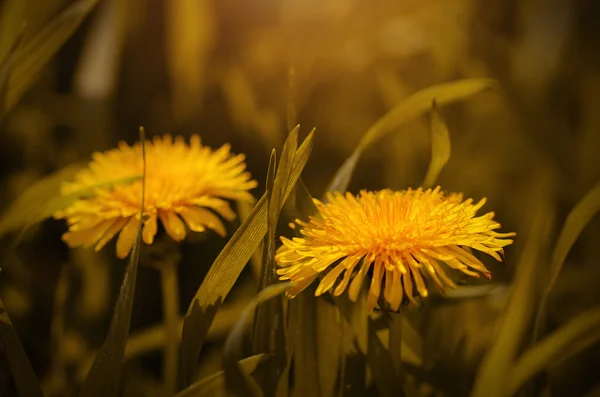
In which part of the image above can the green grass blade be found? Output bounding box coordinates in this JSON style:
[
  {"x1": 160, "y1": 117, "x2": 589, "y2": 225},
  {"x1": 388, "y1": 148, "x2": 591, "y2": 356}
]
[
  {"x1": 470, "y1": 200, "x2": 554, "y2": 397},
  {"x1": 533, "y1": 182, "x2": 600, "y2": 343},
  {"x1": 0, "y1": 296, "x2": 44, "y2": 397},
  {"x1": 252, "y1": 128, "x2": 299, "y2": 395},
  {"x1": 79, "y1": 128, "x2": 146, "y2": 397},
  {"x1": 291, "y1": 294, "x2": 322, "y2": 397},
  {"x1": 0, "y1": 24, "x2": 24, "y2": 120},
  {"x1": 0, "y1": 166, "x2": 141, "y2": 238},
  {"x1": 5, "y1": 0, "x2": 100, "y2": 111},
  {"x1": 223, "y1": 282, "x2": 293, "y2": 397},
  {"x1": 175, "y1": 355, "x2": 266, "y2": 397},
  {"x1": 181, "y1": 128, "x2": 314, "y2": 385},
  {"x1": 422, "y1": 100, "x2": 451, "y2": 188},
  {"x1": 325, "y1": 78, "x2": 495, "y2": 194},
  {"x1": 508, "y1": 306, "x2": 600, "y2": 396}
]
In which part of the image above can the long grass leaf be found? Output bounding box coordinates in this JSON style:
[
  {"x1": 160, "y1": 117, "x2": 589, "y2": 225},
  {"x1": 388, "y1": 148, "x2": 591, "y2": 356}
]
[
  {"x1": 0, "y1": 25, "x2": 24, "y2": 119},
  {"x1": 224, "y1": 282, "x2": 293, "y2": 397},
  {"x1": 181, "y1": 129, "x2": 314, "y2": 385},
  {"x1": 326, "y1": 78, "x2": 495, "y2": 194},
  {"x1": 175, "y1": 355, "x2": 266, "y2": 397},
  {"x1": 291, "y1": 293, "x2": 321, "y2": 397},
  {"x1": 253, "y1": 128, "x2": 299, "y2": 395},
  {"x1": 0, "y1": 168, "x2": 141, "y2": 238},
  {"x1": 470, "y1": 200, "x2": 554, "y2": 397},
  {"x1": 0, "y1": 296, "x2": 44, "y2": 397},
  {"x1": 422, "y1": 100, "x2": 451, "y2": 188},
  {"x1": 6, "y1": 0, "x2": 100, "y2": 111},
  {"x1": 79, "y1": 128, "x2": 146, "y2": 397},
  {"x1": 533, "y1": 182, "x2": 600, "y2": 342},
  {"x1": 508, "y1": 306, "x2": 600, "y2": 396}
]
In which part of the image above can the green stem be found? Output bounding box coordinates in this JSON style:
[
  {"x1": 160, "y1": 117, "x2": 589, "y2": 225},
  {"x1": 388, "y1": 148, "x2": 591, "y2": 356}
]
[
  {"x1": 160, "y1": 260, "x2": 180, "y2": 395},
  {"x1": 389, "y1": 312, "x2": 404, "y2": 378}
]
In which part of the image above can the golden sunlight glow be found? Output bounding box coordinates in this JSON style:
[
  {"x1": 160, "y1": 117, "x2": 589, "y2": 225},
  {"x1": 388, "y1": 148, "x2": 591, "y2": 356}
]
[
  {"x1": 275, "y1": 187, "x2": 515, "y2": 310},
  {"x1": 54, "y1": 135, "x2": 257, "y2": 259}
]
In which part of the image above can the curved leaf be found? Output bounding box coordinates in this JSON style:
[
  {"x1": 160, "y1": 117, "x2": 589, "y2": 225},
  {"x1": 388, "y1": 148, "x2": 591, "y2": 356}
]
[
  {"x1": 508, "y1": 307, "x2": 600, "y2": 396},
  {"x1": 326, "y1": 78, "x2": 495, "y2": 195},
  {"x1": 422, "y1": 100, "x2": 451, "y2": 188},
  {"x1": 0, "y1": 164, "x2": 141, "y2": 238},
  {"x1": 5, "y1": 0, "x2": 100, "y2": 111},
  {"x1": 175, "y1": 355, "x2": 266, "y2": 397}
]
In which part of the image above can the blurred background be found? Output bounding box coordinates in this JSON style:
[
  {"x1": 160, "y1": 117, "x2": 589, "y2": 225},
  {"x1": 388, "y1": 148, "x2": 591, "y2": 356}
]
[{"x1": 0, "y1": 0, "x2": 599, "y2": 396}]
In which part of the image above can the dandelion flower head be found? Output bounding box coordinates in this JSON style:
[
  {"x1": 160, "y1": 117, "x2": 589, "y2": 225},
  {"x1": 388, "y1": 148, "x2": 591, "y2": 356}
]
[
  {"x1": 275, "y1": 187, "x2": 515, "y2": 310},
  {"x1": 54, "y1": 135, "x2": 257, "y2": 258}
]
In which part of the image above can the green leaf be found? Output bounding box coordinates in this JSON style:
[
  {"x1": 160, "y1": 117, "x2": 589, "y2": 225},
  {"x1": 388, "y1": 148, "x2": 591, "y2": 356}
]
[
  {"x1": 507, "y1": 306, "x2": 600, "y2": 396},
  {"x1": 252, "y1": 129, "x2": 298, "y2": 395},
  {"x1": 0, "y1": 296, "x2": 44, "y2": 397},
  {"x1": 291, "y1": 293, "x2": 322, "y2": 397},
  {"x1": 79, "y1": 128, "x2": 146, "y2": 397},
  {"x1": 4, "y1": 0, "x2": 100, "y2": 111},
  {"x1": 181, "y1": 128, "x2": 315, "y2": 385},
  {"x1": 175, "y1": 355, "x2": 266, "y2": 397},
  {"x1": 422, "y1": 100, "x2": 451, "y2": 188},
  {"x1": 533, "y1": 182, "x2": 600, "y2": 342},
  {"x1": 0, "y1": 24, "x2": 24, "y2": 120},
  {"x1": 325, "y1": 78, "x2": 495, "y2": 194},
  {"x1": 470, "y1": 200, "x2": 555, "y2": 397},
  {"x1": 0, "y1": 164, "x2": 141, "y2": 238},
  {"x1": 223, "y1": 282, "x2": 293, "y2": 397}
]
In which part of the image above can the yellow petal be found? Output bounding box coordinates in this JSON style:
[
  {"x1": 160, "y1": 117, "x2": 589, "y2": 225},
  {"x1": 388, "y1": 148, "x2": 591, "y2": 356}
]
[
  {"x1": 178, "y1": 206, "x2": 226, "y2": 236},
  {"x1": 95, "y1": 218, "x2": 128, "y2": 251},
  {"x1": 116, "y1": 217, "x2": 139, "y2": 259},
  {"x1": 142, "y1": 213, "x2": 158, "y2": 244},
  {"x1": 159, "y1": 211, "x2": 187, "y2": 242}
]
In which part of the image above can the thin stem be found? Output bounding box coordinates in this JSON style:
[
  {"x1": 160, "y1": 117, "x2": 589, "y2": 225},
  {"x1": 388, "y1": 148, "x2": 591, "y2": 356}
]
[
  {"x1": 160, "y1": 260, "x2": 180, "y2": 395},
  {"x1": 389, "y1": 312, "x2": 404, "y2": 379}
]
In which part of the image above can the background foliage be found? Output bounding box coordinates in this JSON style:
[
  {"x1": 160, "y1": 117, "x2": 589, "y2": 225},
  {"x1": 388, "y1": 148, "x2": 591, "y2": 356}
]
[{"x1": 0, "y1": 0, "x2": 599, "y2": 396}]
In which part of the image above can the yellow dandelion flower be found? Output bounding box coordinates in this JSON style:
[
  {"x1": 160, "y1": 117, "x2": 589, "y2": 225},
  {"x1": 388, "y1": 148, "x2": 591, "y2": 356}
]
[
  {"x1": 275, "y1": 187, "x2": 515, "y2": 310},
  {"x1": 53, "y1": 135, "x2": 257, "y2": 259}
]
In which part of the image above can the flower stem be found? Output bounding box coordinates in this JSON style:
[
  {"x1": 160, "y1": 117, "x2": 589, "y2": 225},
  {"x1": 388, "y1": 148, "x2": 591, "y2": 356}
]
[
  {"x1": 389, "y1": 312, "x2": 404, "y2": 378},
  {"x1": 160, "y1": 259, "x2": 180, "y2": 395}
]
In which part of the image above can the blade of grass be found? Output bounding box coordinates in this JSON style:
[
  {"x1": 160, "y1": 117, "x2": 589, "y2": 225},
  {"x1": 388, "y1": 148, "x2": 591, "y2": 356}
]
[
  {"x1": 79, "y1": 127, "x2": 146, "y2": 397},
  {"x1": 0, "y1": 296, "x2": 44, "y2": 397},
  {"x1": 325, "y1": 78, "x2": 495, "y2": 195},
  {"x1": 0, "y1": 24, "x2": 24, "y2": 120},
  {"x1": 175, "y1": 355, "x2": 266, "y2": 397},
  {"x1": 0, "y1": 166, "x2": 141, "y2": 238},
  {"x1": 508, "y1": 306, "x2": 600, "y2": 396},
  {"x1": 224, "y1": 282, "x2": 293, "y2": 397},
  {"x1": 470, "y1": 199, "x2": 554, "y2": 397},
  {"x1": 5, "y1": 0, "x2": 100, "y2": 111},
  {"x1": 422, "y1": 100, "x2": 451, "y2": 188},
  {"x1": 533, "y1": 182, "x2": 600, "y2": 343},
  {"x1": 251, "y1": 149, "x2": 282, "y2": 394},
  {"x1": 253, "y1": 128, "x2": 298, "y2": 395},
  {"x1": 181, "y1": 128, "x2": 314, "y2": 385},
  {"x1": 291, "y1": 292, "x2": 322, "y2": 397},
  {"x1": 236, "y1": 198, "x2": 263, "y2": 280},
  {"x1": 316, "y1": 300, "x2": 344, "y2": 397}
]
